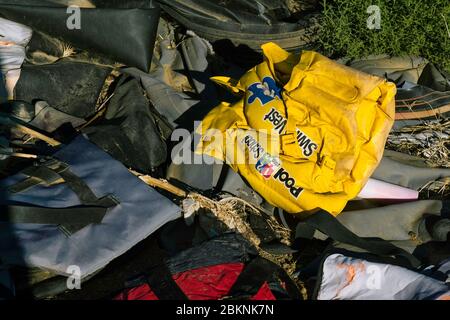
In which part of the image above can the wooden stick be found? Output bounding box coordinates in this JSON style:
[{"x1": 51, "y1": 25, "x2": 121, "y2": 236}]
[
  {"x1": 77, "y1": 94, "x2": 114, "y2": 131},
  {"x1": 0, "y1": 116, "x2": 61, "y2": 147},
  {"x1": 129, "y1": 169, "x2": 187, "y2": 197},
  {"x1": 0, "y1": 151, "x2": 38, "y2": 159},
  {"x1": 14, "y1": 123, "x2": 61, "y2": 147}
]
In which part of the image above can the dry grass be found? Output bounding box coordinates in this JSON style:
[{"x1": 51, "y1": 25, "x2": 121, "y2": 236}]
[
  {"x1": 286, "y1": 0, "x2": 320, "y2": 13},
  {"x1": 387, "y1": 119, "x2": 450, "y2": 168},
  {"x1": 60, "y1": 42, "x2": 76, "y2": 59},
  {"x1": 418, "y1": 177, "x2": 450, "y2": 198},
  {"x1": 134, "y1": 171, "x2": 305, "y2": 296},
  {"x1": 185, "y1": 193, "x2": 306, "y2": 297},
  {"x1": 188, "y1": 194, "x2": 294, "y2": 261},
  {"x1": 387, "y1": 112, "x2": 450, "y2": 198}
]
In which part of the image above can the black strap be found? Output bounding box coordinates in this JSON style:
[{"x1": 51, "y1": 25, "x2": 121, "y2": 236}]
[
  {"x1": 57, "y1": 167, "x2": 114, "y2": 207},
  {"x1": 9, "y1": 160, "x2": 68, "y2": 194},
  {"x1": 0, "y1": 205, "x2": 108, "y2": 225},
  {"x1": 0, "y1": 204, "x2": 109, "y2": 235},
  {"x1": 146, "y1": 260, "x2": 188, "y2": 300},
  {"x1": 143, "y1": 253, "x2": 301, "y2": 300},
  {"x1": 9, "y1": 166, "x2": 62, "y2": 193},
  {"x1": 2, "y1": 159, "x2": 119, "y2": 235},
  {"x1": 227, "y1": 257, "x2": 302, "y2": 300},
  {"x1": 145, "y1": 257, "x2": 301, "y2": 300},
  {"x1": 8, "y1": 159, "x2": 118, "y2": 208},
  {"x1": 303, "y1": 210, "x2": 421, "y2": 268},
  {"x1": 212, "y1": 163, "x2": 229, "y2": 193}
]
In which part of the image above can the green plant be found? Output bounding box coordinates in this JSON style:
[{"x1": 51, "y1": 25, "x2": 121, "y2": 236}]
[{"x1": 318, "y1": 0, "x2": 450, "y2": 73}]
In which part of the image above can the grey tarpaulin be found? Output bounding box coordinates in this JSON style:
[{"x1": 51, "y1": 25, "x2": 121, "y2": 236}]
[
  {"x1": 349, "y1": 55, "x2": 429, "y2": 85},
  {"x1": 418, "y1": 63, "x2": 450, "y2": 92},
  {"x1": 373, "y1": 150, "x2": 450, "y2": 190},
  {"x1": 166, "y1": 132, "x2": 220, "y2": 190},
  {"x1": 322, "y1": 199, "x2": 450, "y2": 260},
  {"x1": 307, "y1": 150, "x2": 450, "y2": 253},
  {"x1": 349, "y1": 55, "x2": 450, "y2": 129},
  {"x1": 331, "y1": 200, "x2": 446, "y2": 253},
  {"x1": 349, "y1": 55, "x2": 450, "y2": 92},
  {"x1": 124, "y1": 21, "x2": 212, "y2": 127},
  {"x1": 394, "y1": 82, "x2": 450, "y2": 126},
  {"x1": 0, "y1": 135, "x2": 181, "y2": 278}
]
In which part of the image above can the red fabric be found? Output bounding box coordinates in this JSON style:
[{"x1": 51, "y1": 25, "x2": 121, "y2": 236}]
[
  {"x1": 115, "y1": 283, "x2": 159, "y2": 300},
  {"x1": 251, "y1": 282, "x2": 276, "y2": 300},
  {"x1": 172, "y1": 263, "x2": 244, "y2": 300},
  {"x1": 114, "y1": 263, "x2": 276, "y2": 300}
]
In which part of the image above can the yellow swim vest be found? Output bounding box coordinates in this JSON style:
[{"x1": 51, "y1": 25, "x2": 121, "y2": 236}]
[{"x1": 196, "y1": 42, "x2": 396, "y2": 216}]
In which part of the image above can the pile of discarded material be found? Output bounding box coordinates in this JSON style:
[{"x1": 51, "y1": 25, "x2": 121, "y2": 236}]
[{"x1": 0, "y1": 0, "x2": 449, "y2": 300}]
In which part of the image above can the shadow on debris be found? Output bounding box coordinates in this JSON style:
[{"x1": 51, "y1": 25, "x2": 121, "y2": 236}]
[{"x1": 0, "y1": 55, "x2": 33, "y2": 299}]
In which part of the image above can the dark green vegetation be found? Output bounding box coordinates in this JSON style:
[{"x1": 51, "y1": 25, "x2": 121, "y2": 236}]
[{"x1": 318, "y1": 0, "x2": 450, "y2": 72}]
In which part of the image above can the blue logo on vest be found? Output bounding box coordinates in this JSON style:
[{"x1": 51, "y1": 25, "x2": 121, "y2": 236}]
[{"x1": 247, "y1": 77, "x2": 282, "y2": 105}]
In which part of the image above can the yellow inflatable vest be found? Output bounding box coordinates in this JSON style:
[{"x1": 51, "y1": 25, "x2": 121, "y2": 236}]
[{"x1": 196, "y1": 43, "x2": 396, "y2": 216}]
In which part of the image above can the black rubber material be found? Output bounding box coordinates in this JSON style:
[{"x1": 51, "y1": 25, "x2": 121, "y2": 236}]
[
  {"x1": 158, "y1": 0, "x2": 320, "y2": 51},
  {"x1": 15, "y1": 61, "x2": 111, "y2": 118},
  {"x1": 0, "y1": 3, "x2": 160, "y2": 71},
  {"x1": 82, "y1": 75, "x2": 169, "y2": 172}
]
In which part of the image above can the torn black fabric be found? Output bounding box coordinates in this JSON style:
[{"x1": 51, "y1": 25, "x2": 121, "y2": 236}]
[{"x1": 82, "y1": 76, "x2": 169, "y2": 173}]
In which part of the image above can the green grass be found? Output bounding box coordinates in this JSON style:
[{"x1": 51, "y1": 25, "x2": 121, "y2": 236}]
[{"x1": 318, "y1": 0, "x2": 450, "y2": 73}]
